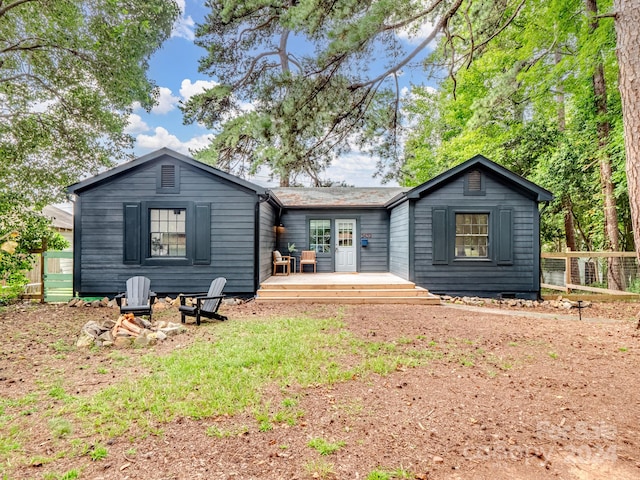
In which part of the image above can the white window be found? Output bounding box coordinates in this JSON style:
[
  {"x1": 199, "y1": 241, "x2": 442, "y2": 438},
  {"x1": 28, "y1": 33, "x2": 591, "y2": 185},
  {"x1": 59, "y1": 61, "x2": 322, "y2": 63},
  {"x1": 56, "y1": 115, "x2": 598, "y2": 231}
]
[
  {"x1": 455, "y1": 213, "x2": 488, "y2": 257},
  {"x1": 150, "y1": 208, "x2": 186, "y2": 257},
  {"x1": 309, "y1": 220, "x2": 331, "y2": 253}
]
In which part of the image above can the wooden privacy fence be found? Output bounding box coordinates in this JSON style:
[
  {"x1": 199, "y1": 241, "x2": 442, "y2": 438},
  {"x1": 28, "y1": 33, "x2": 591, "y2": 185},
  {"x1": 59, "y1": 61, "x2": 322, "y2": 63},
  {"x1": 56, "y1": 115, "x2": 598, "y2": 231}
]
[{"x1": 541, "y1": 251, "x2": 639, "y2": 296}]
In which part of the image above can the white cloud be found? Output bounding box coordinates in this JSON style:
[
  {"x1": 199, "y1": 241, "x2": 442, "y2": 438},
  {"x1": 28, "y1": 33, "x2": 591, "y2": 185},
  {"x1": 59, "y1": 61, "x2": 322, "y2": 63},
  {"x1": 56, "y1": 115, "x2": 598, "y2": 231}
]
[
  {"x1": 396, "y1": 20, "x2": 437, "y2": 46},
  {"x1": 124, "y1": 113, "x2": 150, "y2": 134},
  {"x1": 325, "y1": 152, "x2": 398, "y2": 187},
  {"x1": 151, "y1": 87, "x2": 180, "y2": 114},
  {"x1": 171, "y1": 0, "x2": 195, "y2": 41},
  {"x1": 135, "y1": 127, "x2": 213, "y2": 155},
  {"x1": 179, "y1": 79, "x2": 219, "y2": 102}
]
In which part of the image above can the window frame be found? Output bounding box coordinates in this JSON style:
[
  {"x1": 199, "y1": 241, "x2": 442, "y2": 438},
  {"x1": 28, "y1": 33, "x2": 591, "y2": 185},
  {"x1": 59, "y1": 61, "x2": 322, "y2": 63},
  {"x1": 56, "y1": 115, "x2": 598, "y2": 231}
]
[
  {"x1": 308, "y1": 218, "x2": 332, "y2": 254},
  {"x1": 454, "y1": 212, "x2": 490, "y2": 259},
  {"x1": 450, "y1": 208, "x2": 493, "y2": 263},
  {"x1": 149, "y1": 207, "x2": 187, "y2": 258},
  {"x1": 142, "y1": 201, "x2": 193, "y2": 266}
]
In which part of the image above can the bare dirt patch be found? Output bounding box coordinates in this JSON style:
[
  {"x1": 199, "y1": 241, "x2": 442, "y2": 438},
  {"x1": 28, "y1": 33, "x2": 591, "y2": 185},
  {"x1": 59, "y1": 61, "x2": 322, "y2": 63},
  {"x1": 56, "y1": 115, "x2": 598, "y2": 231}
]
[{"x1": 1, "y1": 300, "x2": 639, "y2": 479}]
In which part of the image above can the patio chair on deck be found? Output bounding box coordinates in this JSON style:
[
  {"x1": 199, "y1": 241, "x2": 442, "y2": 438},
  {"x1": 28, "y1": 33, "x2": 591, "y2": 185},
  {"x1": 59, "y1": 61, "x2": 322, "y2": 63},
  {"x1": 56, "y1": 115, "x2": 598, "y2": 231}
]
[
  {"x1": 272, "y1": 250, "x2": 290, "y2": 275},
  {"x1": 115, "y1": 276, "x2": 157, "y2": 320},
  {"x1": 299, "y1": 250, "x2": 317, "y2": 273},
  {"x1": 178, "y1": 277, "x2": 228, "y2": 325}
]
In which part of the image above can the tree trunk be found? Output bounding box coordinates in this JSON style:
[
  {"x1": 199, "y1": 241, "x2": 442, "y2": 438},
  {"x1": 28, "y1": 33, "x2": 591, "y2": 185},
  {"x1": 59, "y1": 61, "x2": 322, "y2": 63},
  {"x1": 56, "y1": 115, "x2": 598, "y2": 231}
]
[
  {"x1": 614, "y1": 0, "x2": 640, "y2": 269},
  {"x1": 586, "y1": 0, "x2": 625, "y2": 290},
  {"x1": 563, "y1": 197, "x2": 581, "y2": 283},
  {"x1": 555, "y1": 50, "x2": 580, "y2": 283}
]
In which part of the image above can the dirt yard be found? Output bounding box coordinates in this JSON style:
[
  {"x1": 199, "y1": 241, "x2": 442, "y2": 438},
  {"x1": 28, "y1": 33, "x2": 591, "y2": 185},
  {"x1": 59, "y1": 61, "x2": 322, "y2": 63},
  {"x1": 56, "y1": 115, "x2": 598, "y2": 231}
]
[{"x1": 1, "y1": 299, "x2": 639, "y2": 480}]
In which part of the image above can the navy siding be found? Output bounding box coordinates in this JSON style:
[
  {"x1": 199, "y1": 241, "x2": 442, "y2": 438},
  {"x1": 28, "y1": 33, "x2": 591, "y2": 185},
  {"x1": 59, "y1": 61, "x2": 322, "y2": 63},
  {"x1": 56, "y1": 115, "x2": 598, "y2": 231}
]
[
  {"x1": 259, "y1": 201, "x2": 277, "y2": 282},
  {"x1": 278, "y1": 209, "x2": 389, "y2": 272},
  {"x1": 413, "y1": 172, "x2": 540, "y2": 299},
  {"x1": 75, "y1": 159, "x2": 257, "y2": 296},
  {"x1": 389, "y1": 201, "x2": 410, "y2": 279}
]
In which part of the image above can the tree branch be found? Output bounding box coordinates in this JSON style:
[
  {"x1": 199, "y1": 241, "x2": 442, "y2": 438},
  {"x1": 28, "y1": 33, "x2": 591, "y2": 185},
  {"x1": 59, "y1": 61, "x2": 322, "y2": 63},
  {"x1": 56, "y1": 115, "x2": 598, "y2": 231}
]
[
  {"x1": 237, "y1": 15, "x2": 277, "y2": 42},
  {"x1": 233, "y1": 50, "x2": 282, "y2": 88},
  {"x1": 381, "y1": 0, "x2": 445, "y2": 32},
  {"x1": 350, "y1": 0, "x2": 464, "y2": 90},
  {"x1": 0, "y1": 0, "x2": 38, "y2": 18},
  {"x1": 465, "y1": 0, "x2": 526, "y2": 61}
]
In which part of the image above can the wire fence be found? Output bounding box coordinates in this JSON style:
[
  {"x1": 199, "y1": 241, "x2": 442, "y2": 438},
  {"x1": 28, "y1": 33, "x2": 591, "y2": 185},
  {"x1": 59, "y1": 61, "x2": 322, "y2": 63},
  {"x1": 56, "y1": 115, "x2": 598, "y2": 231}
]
[{"x1": 541, "y1": 252, "x2": 639, "y2": 296}]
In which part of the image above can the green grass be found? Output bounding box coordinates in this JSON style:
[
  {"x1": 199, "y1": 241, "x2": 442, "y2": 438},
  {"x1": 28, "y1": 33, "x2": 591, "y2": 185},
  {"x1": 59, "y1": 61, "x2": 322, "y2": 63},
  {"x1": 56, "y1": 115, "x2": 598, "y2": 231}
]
[
  {"x1": 43, "y1": 470, "x2": 80, "y2": 480},
  {"x1": 304, "y1": 459, "x2": 335, "y2": 478},
  {"x1": 69, "y1": 315, "x2": 436, "y2": 437},
  {"x1": 89, "y1": 443, "x2": 108, "y2": 461},
  {"x1": 308, "y1": 437, "x2": 346, "y2": 455},
  {"x1": 366, "y1": 468, "x2": 412, "y2": 479}
]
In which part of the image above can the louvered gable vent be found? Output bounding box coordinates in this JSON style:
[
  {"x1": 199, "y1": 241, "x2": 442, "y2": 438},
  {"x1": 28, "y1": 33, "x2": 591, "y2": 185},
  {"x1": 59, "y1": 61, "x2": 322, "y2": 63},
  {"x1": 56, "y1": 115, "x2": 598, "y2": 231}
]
[
  {"x1": 157, "y1": 164, "x2": 180, "y2": 193},
  {"x1": 464, "y1": 169, "x2": 484, "y2": 195},
  {"x1": 468, "y1": 170, "x2": 481, "y2": 191},
  {"x1": 161, "y1": 165, "x2": 175, "y2": 188}
]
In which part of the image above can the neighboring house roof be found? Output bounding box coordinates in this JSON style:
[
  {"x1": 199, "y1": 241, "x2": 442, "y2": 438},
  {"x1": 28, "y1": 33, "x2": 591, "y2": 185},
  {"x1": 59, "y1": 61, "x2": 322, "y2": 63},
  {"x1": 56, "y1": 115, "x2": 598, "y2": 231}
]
[
  {"x1": 402, "y1": 154, "x2": 554, "y2": 204},
  {"x1": 42, "y1": 205, "x2": 73, "y2": 231},
  {"x1": 66, "y1": 148, "x2": 269, "y2": 196},
  {"x1": 271, "y1": 187, "x2": 410, "y2": 208}
]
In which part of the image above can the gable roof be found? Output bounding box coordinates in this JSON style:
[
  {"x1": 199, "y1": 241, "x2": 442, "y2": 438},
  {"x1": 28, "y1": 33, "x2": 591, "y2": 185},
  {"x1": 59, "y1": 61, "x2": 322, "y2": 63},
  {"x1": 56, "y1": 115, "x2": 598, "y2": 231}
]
[
  {"x1": 42, "y1": 205, "x2": 73, "y2": 230},
  {"x1": 271, "y1": 187, "x2": 409, "y2": 208},
  {"x1": 66, "y1": 148, "x2": 268, "y2": 196},
  {"x1": 402, "y1": 154, "x2": 554, "y2": 203}
]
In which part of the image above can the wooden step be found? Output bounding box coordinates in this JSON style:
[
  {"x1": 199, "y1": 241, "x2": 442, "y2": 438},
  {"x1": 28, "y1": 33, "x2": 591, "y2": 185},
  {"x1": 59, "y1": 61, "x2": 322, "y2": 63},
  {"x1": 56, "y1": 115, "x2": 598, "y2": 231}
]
[
  {"x1": 259, "y1": 282, "x2": 418, "y2": 291},
  {"x1": 257, "y1": 288, "x2": 434, "y2": 298},
  {"x1": 256, "y1": 273, "x2": 442, "y2": 305},
  {"x1": 255, "y1": 295, "x2": 442, "y2": 305}
]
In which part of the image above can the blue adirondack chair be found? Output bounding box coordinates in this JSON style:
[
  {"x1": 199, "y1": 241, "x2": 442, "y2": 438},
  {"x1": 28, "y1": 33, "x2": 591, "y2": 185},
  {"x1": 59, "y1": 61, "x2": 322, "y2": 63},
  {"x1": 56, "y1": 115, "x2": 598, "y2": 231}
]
[
  {"x1": 115, "y1": 276, "x2": 157, "y2": 321},
  {"x1": 178, "y1": 277, "x2": 228, "y2": 325}
]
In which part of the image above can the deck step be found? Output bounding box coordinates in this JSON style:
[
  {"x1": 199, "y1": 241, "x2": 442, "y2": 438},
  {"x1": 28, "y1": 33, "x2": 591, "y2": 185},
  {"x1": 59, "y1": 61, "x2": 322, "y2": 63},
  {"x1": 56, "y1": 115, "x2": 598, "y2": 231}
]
[
  {"x1": 260, "y1": 282, "x2": 418, "y2": 291},
  {"x1": 257, "y1": 288, "x2": 434, "y2": 298},
  {"x1": 256, "y1": 285, "x2": 441, "y2": 304},
  {"x1": 255, "y1": 295, "x2": 442, "y2": 305}
]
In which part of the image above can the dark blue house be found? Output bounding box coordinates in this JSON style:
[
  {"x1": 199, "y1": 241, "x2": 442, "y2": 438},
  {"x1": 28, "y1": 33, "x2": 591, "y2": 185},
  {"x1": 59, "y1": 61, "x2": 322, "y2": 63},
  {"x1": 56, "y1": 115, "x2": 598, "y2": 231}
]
[{"x1": 67, "y1": 149, "x2": 552, "y2": 299}]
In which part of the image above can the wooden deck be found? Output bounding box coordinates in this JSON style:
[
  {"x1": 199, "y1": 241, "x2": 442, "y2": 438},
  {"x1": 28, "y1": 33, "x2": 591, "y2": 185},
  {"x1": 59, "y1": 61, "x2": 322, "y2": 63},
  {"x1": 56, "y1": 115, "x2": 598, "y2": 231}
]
[{"x1": 256, "y1": 273, "x2": 442, "y2": 305}]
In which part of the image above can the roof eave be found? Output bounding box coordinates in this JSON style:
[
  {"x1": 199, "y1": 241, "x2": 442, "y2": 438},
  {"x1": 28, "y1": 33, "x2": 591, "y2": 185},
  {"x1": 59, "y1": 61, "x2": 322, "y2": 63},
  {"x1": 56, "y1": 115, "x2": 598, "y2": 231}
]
[{"x1": 67, "y1": 148, "x2": 267, "y2": 196}]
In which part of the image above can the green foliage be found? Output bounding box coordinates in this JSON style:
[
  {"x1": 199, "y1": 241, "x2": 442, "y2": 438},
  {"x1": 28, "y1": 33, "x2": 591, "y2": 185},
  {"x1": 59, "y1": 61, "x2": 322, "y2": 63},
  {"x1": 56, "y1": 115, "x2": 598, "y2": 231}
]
[
  {"x1": 0, "y1": 194, "x2": 70, "y2": 303},
  {"x1": 403, "y1": 0, "x2": 628, "y2": 251},
  {"x1": 0, "y1": 0, "x2": 179, "y2": 250}
]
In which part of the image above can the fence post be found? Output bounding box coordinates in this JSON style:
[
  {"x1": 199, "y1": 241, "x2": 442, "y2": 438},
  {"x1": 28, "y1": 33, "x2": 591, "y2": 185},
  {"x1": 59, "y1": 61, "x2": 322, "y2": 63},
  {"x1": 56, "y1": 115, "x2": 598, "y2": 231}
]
[{"x1": 565, "y1": 248, "x2": 572, "y2": 293}]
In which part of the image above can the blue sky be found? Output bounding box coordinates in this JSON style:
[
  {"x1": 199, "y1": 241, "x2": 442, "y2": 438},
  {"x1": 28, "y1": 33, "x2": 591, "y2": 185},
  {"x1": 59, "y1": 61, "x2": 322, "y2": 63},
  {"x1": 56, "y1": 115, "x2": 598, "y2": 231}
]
[{"x1": 126, "y1": 0, "x2": 436, "y2": 187}]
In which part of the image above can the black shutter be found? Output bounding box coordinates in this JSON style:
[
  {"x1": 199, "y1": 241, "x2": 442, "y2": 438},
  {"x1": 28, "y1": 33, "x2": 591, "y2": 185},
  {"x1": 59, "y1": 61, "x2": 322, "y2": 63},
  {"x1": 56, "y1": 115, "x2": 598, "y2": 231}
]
[
  {"x1": 432, "y1": 208, "x2": 448, "y2": 265},
  {"x1": 123, "y1": 203, "x2": 141, "y2": 264},
  {"x1": 497, "y1": 208, "x2": 513, "y2": 265},
  {"x1": 193, "y1": 203, "x2": 211, "y2": 265}
]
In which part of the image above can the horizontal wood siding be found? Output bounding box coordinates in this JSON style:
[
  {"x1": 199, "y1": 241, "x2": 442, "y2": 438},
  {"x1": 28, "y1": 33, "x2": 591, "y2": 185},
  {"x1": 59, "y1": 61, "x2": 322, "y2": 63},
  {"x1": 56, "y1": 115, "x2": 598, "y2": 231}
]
[
  {"x1": 277, "y1": 209, "x2": 389, "y2": 272},
  {"x1": 76, "y1": 160, "x2": 257, "y2": 296},
  {"x1": 389, "y1": 201, "x2": 409, "y2": 278},
  {"x1": 414, "y1": 173, "x2": 539, "y2": 298},
  {"x1": 259, "y1": 201, "x2": 277, "y2": 282}
]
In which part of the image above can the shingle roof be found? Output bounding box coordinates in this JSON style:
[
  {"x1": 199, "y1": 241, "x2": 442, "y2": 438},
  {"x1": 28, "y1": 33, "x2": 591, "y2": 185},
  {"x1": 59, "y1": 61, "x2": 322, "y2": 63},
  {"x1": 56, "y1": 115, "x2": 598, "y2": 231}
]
[
  {"x1": 42, "y1": 205, "x2": 73, "y2": 230},
  {"x1": 271, "y1": 187, "x2": 410, "y2": 207}
]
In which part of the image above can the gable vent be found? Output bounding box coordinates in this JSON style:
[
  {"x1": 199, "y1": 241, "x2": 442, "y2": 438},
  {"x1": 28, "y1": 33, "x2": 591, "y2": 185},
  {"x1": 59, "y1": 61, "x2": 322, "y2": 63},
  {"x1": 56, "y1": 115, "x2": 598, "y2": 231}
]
[
  {"x1": 160, "y1": 165, "x2": 176, "y2": 188},
  {"x1": 467, "y1": 170, "x2": 482, "y2": 191}
]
